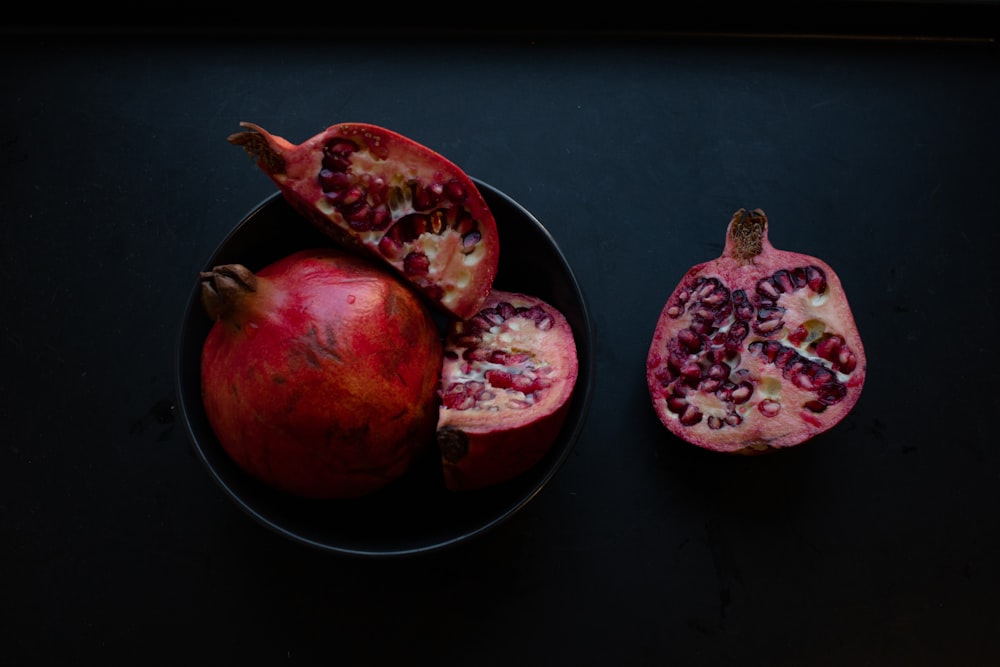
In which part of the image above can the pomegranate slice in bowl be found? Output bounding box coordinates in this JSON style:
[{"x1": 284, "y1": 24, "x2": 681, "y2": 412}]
[
  {"x1": 174, "y1": 178, "x2": 594, "y2": 557},
  {"x1": 228, "y1": 122, "x2": 500, "y2": 321},
  {"x1": 437, "y1": 289, "x2": 580, "y2": 492}
]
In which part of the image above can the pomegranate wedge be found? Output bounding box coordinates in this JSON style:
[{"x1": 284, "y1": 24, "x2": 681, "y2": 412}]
[
  {"x1": 436, "y1": 290, "x2": 579, "y2": 491},
  {"x1": 229, "y1": 122, "x2": 500, "y2": 320}
]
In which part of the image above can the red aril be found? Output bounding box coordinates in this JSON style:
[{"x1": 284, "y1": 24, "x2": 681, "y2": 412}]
[
  {"x1": 646, "y1": 208, "x2": 866, "y2": 453},
  {"x1": 228, "y1": 122, "x2": 499, "y2": 320},
  {"x1": 199, "y1": 247, "x2": 443, "y2": 498},
  {"x1": 436, "y1": 290, "x2": 579, "y2": 491}
]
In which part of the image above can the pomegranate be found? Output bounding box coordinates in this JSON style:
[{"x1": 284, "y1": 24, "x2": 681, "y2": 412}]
[
  {"x1": 228, "y1": 122, "x2": 500, "y2": 320},
  {"x1": 646, "y1": 208, "x2": 866, "y2": 453},
  {"x1": 199, "y1": 247, "x2": 443, "y2": 498},
  {"x1": 436, "y1": 290, "x2": 579, "y2": 491}
]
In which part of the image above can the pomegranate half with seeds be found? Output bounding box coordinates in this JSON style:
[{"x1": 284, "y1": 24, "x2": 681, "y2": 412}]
[
  {"x1": 228, "y1": 122, "x2": 499, "y2": 320},
  {"x1": 199, "y1": 247, "x2": 443, "y2": 499},
  {"x1": 437, "y1": 290, "x2": 579, "y2": 491},
  {"x1": 646, "y1": 208, "x2": 866, "y2": 453}
]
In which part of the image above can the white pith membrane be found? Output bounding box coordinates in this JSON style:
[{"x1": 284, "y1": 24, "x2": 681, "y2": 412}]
[
  {"x1": 438, "y1": 292, "x2": 577, "y2": 432},
  {"x1": 648, "y1": 255, "x2": 865, "y2": 452}
]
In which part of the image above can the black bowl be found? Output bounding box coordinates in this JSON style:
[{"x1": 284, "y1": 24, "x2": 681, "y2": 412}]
[{"x1": 174, "y1": 179, "x2": 594, "y2": 557}]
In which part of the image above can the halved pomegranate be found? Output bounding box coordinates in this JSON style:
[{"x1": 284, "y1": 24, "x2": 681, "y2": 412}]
[
  {"x1": 228, "y1": 122, "x2": 499, "y2": 320},
  {"x1": 436, "y1": 290, "x2": 579, "y2": 491},
  {"x1": 646, "y1": 208, "x2": 866, "y2": 453}
]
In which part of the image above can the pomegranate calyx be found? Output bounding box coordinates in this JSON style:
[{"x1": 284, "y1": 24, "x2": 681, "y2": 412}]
[
  {"x1": 228, "y1": 123, "x2": 287, "y2": 175},
  {"x1": 726, "y1": 207, "x2": 768, "y2": 262},
  {"x1": 437, "y1": 426, "x2": 468, "y2": 464},
  {"x1": 199, "y1": 264, "x2": 258, "y2": 321}
]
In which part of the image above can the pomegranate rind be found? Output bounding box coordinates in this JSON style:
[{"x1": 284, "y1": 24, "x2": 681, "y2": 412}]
[
  {"x1": 228, "y1": 121, "x2": 500, "y2": 321},
  {"x1": 646, "y1": 210, "x2": 866, "y2": 454},
  {"x1": 200, "y1": 248, "x2": 444, "y2": 498},
  {"x1": 437, "y1": 290, "x2": 579, "y2": 490}
]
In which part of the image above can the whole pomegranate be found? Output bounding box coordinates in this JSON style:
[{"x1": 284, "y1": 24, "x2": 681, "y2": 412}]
[
  {"x1": 228, "y1": 122, "x2": 500, "y2": 320},
  {"x1": 646, "y1": 208, "x2": 866, "y2": 453},
  {"x1": 436, "y1": 290, "x2": 579, "y2": 491},
  {"x1": 199, "y1": 247, "x2": 443, "y2": 498}
]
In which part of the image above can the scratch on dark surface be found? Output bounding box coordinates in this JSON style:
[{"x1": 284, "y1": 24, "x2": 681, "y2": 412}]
[
  {"x1": 705, "y1": 518, "x2": 742, "y2": 629},
  {"x1": 869, "y1": 417, "x2": 887, "y2": 442},
  {"x1": 129, "y1": 397, "x2": 176, "y2": 442}
]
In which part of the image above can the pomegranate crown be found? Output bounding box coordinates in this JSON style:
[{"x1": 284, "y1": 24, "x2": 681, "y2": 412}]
[{"x1": 727, "y1": 207, "x2": 768, "y2": 262}]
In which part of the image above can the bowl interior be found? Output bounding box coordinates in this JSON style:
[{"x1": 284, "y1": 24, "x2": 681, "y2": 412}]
[{"x1": 175, "y1": 179, "x2": 594, "y2": 557}]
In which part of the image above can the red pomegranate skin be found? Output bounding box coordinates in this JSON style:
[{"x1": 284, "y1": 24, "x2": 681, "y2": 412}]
[
  {"x1": 646, "y1": 208, "x2": 866, "y2": 454},
  {"x1": 228, "y1": 122, "x2": 500, "y2": 321},
  {"x1": 199, "y1": 247, "x2": 443, "y2": 498},
  {"x1": 436, "y1": 290, "x2": 579, "y2": 491}
]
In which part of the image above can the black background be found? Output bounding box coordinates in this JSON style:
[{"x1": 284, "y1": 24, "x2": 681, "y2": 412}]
[{"x1": 4, "y1": 4, "x2": 1000, "y2": 664}]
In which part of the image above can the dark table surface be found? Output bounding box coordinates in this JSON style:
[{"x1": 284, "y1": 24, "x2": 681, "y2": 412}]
[{"x1": 5, "y1": 7, "x2": 1000, "y2": 664}]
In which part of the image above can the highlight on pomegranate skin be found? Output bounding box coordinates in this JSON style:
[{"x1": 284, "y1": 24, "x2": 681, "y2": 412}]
[
  {"x1": 228, "y1": 121, "x2": 500, "y2": 321},
  {"x1": 436, "y1": 290, "x2": 579, "y2": 491},
  {"x1": 646, "y1": 208, "x2": 866, "y2": 454}
]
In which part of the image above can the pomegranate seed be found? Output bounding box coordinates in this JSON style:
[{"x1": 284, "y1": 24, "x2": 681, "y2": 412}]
[
  {"x1": 707, "y1": 363, "x2": 729, "y2": 380},
  {"x1": 488, "y1": 350, "x2": 508, "y2": 364},
  {"x1": 702, "y1": 287, "x2": 729, "y2": 306},
  {"x1": 838, "y1": 349, "x2": 857, "y2": 374},
  {"x1": 772, "y1": 269, "x2": 795, "y2": 293},
  {"x1": 815, "y1": 335, "x2": 842, "y2": 361},
  {"x1": 788, "y1": 325, "x2": 809, "y2": 346},
  {"x1": 817, "y1": 382, "x2": 847, "y2": 405},
  {"x1": 370, "y1": 205, "x2": 391, "y2": 230},
  {"x1": 680, "y1": 362, "x2": 701, "y2": 379},
  {"x1": 716, "y1": 382, "x2": 734, "y2": 402},
  {"x1": 791, "y1": 267, "x2": 808, "y2": 289},
  {"x1": 414, "y1": 182, "x2": 443, "y2": 209},
  {"x1": 733, "y1": 290, "x2": 754, "y2": 321},
  {"x1": 318, "y1": 169, "x2": 350, "y2": 192},
  {"x1": 324, "y1": 138, "x2": 357, "y2": 157},
  {"x1": 679, "y1": 404, "x2": 703, "y2": 426},
  {"x1": 346, "y1": 204, "x2": 373, "y2": 230},
  {"x1": 756, "y1": 278, "x2": 780, "y2": 300},
  {"x1": 341, "y1": 186, "x2": 364, "y2": 206},
  {"x1": 444, "y1": 179, "x2": 468, "y2": 202},
  {"x1": 758, "y1": 399, "x2": 781, "y2": 417},
  {"x1": 754, "y1": 318, "x2": 782, "y2": 334},
  {"x1": 731, "y1": 382, "x2": 753, "y2": 404},
  {"x1": 403, "y1": 252, "x2": 430, "y2": 276},
  {"x1": 806, "y1": 265, "x2": 827, "y2": 293},
  {"x1": 485, "y1": 369, "x2": 514, "y2": 389},
  {"x1": 678, "y1": 329, "x2": 701, "y2": 352},
  {"x1": 460, "y1": 230, "x2": 481, "y2": 253},
  {"x1": 810, "y1": 366, "x2": 835, "y2": 385},
  {"x1": 496, "y1": 301, "x2": 517, "y2": 319},
  {"x1": 667, "y1": 396, "x2": 687, "y2": 414},
  {"x1": 694, "y1": 279, "x2": 716, "y2": 299},
  {"x1": 513, "y1": 375, "x2": 538, "y2": 394}
]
